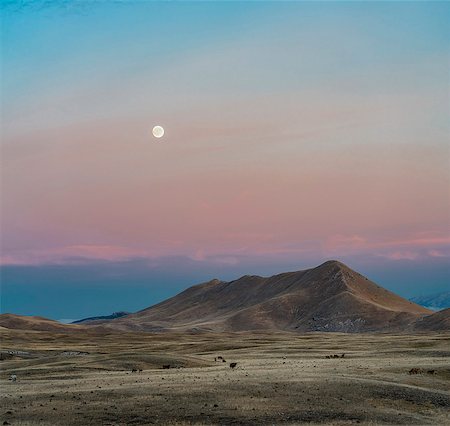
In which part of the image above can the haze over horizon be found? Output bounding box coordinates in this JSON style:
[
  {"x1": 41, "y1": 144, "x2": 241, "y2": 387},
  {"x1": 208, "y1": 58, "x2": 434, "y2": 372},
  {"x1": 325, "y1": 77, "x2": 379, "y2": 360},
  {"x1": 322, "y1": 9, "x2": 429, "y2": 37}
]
[{"x1": 1, "y1": 1, "x2": 449, "y2": 320}]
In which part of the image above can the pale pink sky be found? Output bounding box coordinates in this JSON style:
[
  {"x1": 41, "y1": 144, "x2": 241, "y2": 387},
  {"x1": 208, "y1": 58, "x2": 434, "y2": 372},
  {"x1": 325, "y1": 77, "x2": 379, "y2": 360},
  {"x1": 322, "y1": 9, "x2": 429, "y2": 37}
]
[{"x1": 1, "y1": 2, "x2": 449, "y2": 268}]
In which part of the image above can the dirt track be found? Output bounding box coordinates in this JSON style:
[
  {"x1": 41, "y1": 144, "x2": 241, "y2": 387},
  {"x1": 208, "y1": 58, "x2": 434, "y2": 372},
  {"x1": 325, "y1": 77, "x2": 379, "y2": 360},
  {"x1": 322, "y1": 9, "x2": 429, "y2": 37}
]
[{"x1": 1, "y1": 330, "x2": 449, "y2": 425}]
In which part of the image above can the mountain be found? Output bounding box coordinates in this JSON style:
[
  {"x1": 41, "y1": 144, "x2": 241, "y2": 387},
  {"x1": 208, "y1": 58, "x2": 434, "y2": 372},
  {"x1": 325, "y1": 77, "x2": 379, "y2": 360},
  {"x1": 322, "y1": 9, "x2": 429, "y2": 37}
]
[
  {"x1": 72, "y1": 311, "x2": 130, "y2": 324},
  {"x1": 2, "y1": 261, "x2": 447, "y2": 334},
  {"x1": 97, "y1": 260, "x2": 439, "y2": 333},
  {"x1": 410, "y1": 292, "x2": 450, "y2": 311},
  {"x1": 0, "y1": 314, "x2": 84, "y2": 332}
]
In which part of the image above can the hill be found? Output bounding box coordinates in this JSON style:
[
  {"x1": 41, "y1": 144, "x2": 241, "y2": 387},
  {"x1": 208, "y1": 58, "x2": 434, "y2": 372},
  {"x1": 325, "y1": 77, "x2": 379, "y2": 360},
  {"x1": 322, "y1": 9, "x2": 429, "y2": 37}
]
[
  {"x1": 413, "y1": 308, "x2": 450, "y2": 331},
  {"x1": 0, "y1": 314, "x2": 84, "y2": 332},
  {"x1": 72, "y1": 311, "x2": 129, "y2": 324},
  {"x1": 98, "y1": 260, "x2": 438, "y2": 333}
]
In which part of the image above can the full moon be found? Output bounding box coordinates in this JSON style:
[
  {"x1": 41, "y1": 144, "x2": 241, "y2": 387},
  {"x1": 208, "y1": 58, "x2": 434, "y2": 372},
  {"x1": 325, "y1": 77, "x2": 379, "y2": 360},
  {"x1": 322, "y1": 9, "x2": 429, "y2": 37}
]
[{"x1": 152, "y1": 125, "x2": 165, "y2": 138}]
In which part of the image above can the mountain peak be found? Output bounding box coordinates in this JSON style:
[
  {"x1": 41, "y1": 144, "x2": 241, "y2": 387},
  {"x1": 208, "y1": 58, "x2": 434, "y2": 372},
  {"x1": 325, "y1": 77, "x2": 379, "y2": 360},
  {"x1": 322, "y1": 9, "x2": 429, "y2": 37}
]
[
  {"x1": 320, "y1": 259, "x2": 346, "y2": 267},
  {"x1": 317, "y1": 259, "x2": 352, "y2": 272}
]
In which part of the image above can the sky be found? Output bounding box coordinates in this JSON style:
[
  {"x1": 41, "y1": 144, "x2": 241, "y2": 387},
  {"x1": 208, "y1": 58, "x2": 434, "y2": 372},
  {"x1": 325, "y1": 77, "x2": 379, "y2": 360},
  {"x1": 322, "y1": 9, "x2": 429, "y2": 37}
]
[{"x1": 1, "y1": 1, "x2": 449, "y2": 320}]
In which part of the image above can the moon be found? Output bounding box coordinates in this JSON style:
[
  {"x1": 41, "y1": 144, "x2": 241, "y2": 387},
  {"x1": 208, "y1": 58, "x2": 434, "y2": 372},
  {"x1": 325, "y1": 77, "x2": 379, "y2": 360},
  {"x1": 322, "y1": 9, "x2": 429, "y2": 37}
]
[{"x1": 152, "y1": 125, "x2": 165, "y2": 138}]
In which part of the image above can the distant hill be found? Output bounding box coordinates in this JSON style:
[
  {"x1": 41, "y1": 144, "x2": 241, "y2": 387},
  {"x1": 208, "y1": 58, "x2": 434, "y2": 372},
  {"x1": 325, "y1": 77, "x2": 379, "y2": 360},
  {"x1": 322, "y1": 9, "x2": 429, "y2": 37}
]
[
  {"x1": 72, "y1": 311, "x2": 130, "y2": 324},
  {"x1": 410, "y1": 292, "x2": 450, "y2": 311},
  {"x1": 94, "y1": 260, "x2": 446, "y2": 333},
  {"x1": 414, "y1": 308, "x2": 450, "y2": 331},
  {"x1": 0, "y1": 314, "x2": 84, "y2": 332}
]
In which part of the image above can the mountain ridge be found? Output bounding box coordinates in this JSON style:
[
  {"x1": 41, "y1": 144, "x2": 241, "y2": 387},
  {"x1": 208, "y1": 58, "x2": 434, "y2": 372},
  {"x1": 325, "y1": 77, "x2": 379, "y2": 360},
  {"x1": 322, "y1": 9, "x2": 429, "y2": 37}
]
[
  {"x1": 1, "y1": 261, "x2": 447, "y2": 334},
  {"x1": 72, "y1": 311, "x2": 130, "y2": 324},
  {"x1": 93, "y1": 260, "x2": 438, "y2": 333}
]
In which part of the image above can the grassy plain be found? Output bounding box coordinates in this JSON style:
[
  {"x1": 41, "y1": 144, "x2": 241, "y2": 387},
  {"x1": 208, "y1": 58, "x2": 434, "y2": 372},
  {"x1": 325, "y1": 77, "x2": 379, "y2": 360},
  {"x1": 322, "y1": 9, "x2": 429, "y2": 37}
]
[{"x1": 1, "y1": 330, "x2": 449, "y2": 425}]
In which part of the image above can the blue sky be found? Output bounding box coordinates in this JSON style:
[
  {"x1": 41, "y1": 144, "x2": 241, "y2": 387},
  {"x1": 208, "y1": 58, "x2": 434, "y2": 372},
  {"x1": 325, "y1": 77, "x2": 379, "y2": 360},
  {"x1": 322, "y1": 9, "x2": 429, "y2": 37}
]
[{"x1": 1, "y1": 1, "x2": 449, "y2": 320}]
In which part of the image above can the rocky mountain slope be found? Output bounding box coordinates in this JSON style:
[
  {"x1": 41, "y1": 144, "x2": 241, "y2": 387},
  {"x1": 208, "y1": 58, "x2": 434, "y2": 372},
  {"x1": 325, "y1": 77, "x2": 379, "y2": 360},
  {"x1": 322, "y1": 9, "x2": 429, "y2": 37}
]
[{"x1": 96, "y1": 260, "x2": 438, "y2": 333}]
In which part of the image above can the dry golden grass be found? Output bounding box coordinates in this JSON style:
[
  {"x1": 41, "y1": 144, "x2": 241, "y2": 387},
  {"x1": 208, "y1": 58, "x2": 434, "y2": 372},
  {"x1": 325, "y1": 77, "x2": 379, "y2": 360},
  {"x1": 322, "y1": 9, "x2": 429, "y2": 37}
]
[{"x1": 1, "y1": 329, "x2": 449, "y2": 425}]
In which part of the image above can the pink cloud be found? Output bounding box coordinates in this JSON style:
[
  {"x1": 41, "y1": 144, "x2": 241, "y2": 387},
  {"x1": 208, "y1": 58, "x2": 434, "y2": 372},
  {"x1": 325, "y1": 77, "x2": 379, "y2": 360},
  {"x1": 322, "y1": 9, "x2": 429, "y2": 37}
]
[
  {"x1": 2, "y1": 229, "x2": 449, "y2": 266},
  {"x1": 0, "y1": 245, "x2": 149, "y2": 266},
  {"x1": 190, "y1": 249, "x2": 206, "y2": 262},
  {"x1": 381, "y1": 251, "x2": 420, "y2": 261},
  {"x1": 322, "y1": 232, "x2": 450, "y2": 259},
  {"x1": 428, "y1": 249, "x2": 450, "y2": 258},
  {"x1": 324, "y1": 234, "x2": 367, "y2": 252}
]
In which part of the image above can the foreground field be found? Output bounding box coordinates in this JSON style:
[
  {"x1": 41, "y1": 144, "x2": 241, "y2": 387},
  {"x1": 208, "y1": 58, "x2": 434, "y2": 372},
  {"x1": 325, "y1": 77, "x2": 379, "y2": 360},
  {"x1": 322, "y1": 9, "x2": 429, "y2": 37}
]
[{"x1": 1, "y1": 330, "x2": 449, "y2": 425}]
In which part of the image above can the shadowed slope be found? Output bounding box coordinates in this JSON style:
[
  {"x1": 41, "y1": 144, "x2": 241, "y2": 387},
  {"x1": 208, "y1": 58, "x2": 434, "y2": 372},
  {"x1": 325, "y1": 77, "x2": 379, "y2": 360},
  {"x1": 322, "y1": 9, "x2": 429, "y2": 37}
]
[
  {"x1": 414, "y1": 308, "x2": 450, "y2": 331},
  {"x1": 72, "y1": 311, "x2": 130, "y2": 324}
]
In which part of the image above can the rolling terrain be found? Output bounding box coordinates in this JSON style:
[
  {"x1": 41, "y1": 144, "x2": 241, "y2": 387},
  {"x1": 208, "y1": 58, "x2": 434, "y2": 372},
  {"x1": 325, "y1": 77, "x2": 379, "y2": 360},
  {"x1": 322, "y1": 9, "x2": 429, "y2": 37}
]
[
  {"x1": 1, "y1": 329, "x2": 449, "y2": 425},
  {"x1": 0, "y1": 314, "x2": 84, "y2": 333}
]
